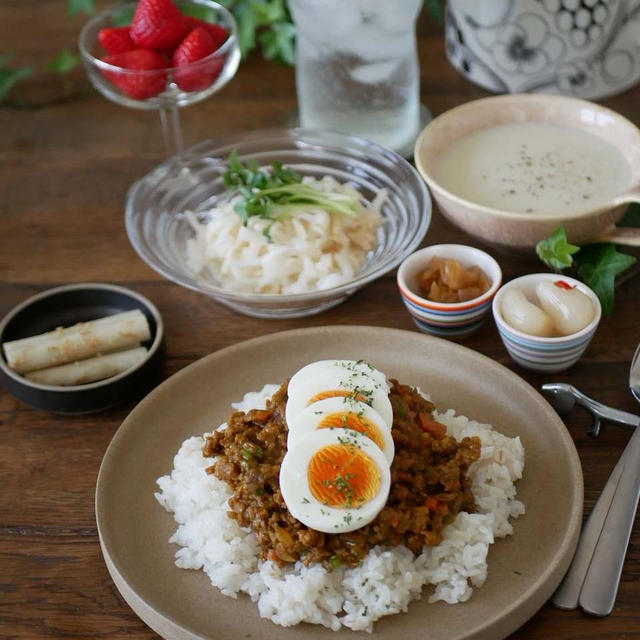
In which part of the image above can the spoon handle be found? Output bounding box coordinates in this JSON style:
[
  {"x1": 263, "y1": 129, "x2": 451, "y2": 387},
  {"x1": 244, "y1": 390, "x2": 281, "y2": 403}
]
[
  {"x1": 551, "y1": 449, "x2": 626, "y2": 609},
  {"x1": 579, "y1": 423, "x2": 640, "y2": 616}
]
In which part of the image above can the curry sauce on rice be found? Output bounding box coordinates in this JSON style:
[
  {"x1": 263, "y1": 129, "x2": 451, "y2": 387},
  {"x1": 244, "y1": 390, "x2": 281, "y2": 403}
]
[{"x1": 203, "y1": 380, "x2": 481, "y2": 569}]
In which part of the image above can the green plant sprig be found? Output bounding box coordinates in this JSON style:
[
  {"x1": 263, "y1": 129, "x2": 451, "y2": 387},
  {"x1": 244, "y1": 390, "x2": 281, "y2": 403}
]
[
  {"x1": 535, "y1": 226, "x2": 636, "y2": 316},
  {"x1": 223, "y1": 150, "x2": 360, "y2": 239}
]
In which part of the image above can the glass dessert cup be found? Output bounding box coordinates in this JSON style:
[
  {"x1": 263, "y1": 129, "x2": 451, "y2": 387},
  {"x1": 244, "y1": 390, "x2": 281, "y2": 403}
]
[{"x1": 78, "y1": 0, "x2": 240, "y2": 156}]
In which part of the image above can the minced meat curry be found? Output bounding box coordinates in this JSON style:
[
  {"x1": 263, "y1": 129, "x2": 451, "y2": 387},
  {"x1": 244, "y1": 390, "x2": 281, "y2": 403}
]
[{"x1": 203, "y1": 379, "x2": 481, "y2": 569}]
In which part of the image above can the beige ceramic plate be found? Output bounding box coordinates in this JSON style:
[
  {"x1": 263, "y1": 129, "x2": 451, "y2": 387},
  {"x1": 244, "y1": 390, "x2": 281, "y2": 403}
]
[{"x1": 96, "y1": 326, "x2": 583, "y2": 640}]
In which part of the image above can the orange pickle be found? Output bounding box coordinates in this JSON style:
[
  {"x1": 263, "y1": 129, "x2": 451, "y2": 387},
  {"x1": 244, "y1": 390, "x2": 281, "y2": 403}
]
[{"x1": 418, "y1": 257, "x2": 491, "y2": 303}]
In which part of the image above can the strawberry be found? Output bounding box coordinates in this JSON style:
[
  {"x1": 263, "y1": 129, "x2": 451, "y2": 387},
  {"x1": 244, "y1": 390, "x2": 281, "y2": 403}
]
[
  {"x1": 129, "y1": 0, "x2": 187, "y2": 52},
  {"x1": 102, "y1": 49, "x2": 167, "y2": 100},
  {"x1": 171, "y1": 27, "x2": 223, "y2": 92},
  {"x1": 183, "y1": 16, "x2": 228, "y2": 50},
  {"x1": 98, "y1": 27, "x2": 136, "y2": 54}
]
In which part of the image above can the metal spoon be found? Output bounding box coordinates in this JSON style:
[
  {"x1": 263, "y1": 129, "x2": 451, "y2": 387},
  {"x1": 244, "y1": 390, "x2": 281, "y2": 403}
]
[
  {"x1": 542, "y1": 382, "x2": 640, "y2": 613},
  {"x1": 578, "y1": 347, "x2": 640, "y2": 616}
]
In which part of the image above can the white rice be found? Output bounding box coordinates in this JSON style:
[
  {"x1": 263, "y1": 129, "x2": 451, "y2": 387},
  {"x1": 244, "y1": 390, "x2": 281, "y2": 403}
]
[{"x1": 155, "y1": 385, "x2": 525, "y2": 632}]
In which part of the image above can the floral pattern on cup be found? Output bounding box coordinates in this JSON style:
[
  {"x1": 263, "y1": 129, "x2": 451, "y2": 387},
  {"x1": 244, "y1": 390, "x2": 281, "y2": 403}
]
[{"x1": 446, "y1": 0, "x2": 640, "y2": 100}]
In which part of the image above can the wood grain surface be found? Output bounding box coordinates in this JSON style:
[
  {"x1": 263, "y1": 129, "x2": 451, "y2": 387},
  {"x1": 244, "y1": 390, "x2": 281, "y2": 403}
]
[{"x1": 1, "y1": 4, "x2": 639, "y2": 639}]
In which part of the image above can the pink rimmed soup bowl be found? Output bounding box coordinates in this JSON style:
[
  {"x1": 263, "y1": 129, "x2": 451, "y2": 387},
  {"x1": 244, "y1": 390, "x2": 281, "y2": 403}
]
[{"x1": 414, "y1": 94, "x2": 640, "y2": 252}]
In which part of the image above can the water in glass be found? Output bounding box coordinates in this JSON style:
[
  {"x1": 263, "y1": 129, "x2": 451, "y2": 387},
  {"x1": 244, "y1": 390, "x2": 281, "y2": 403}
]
[{"x1": 289, "y1": 0, "x2": 422, "y2": 155}]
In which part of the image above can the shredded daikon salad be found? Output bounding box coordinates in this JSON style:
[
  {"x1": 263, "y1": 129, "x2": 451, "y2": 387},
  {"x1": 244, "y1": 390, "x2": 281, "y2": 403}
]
[{"x1": 184, "y1": 176, "x2": 385, "y2": 295}]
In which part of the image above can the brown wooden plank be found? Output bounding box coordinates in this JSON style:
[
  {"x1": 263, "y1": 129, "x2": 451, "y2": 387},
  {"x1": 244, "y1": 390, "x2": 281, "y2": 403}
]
[{"x1": 1, "y1": 2, "x2": 639, "y2": 638}]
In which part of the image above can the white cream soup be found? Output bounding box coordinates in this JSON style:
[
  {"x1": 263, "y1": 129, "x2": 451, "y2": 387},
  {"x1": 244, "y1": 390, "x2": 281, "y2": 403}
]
[{"x1": 435, "y1": 122, "x2": 631, "y2": 214}]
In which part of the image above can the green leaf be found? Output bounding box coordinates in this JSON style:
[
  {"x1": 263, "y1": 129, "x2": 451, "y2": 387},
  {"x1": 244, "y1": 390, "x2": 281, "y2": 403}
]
[
  {"x1": 235, "y1": 4, "x2": 258, "y2": 56},
  {"x1": 0, "y1": 56, "x2": 32, "y2": 102},
  {"x1": 251, "y1": 0, "x2": 286, "y2": 26},
  {"x1": 424, "y1": 0, "x2": 444, "y2": 24},
  {"x1": 67, "y1": 0, "x2": 94, "y2": 17},
  {"x1": 575, "y1": 244, "x2": 636, "y2": 316},
  {"x1": 177, "y1": 1, "x2": 215, "y2": 21},
  {"x1": 617, "y1": 202, "x2": 640, "y2": 228},
  {"x1": 258, "y1": 22, "x2": 295, "y2": 65},
  {"x1": 111, "y1": 6, "x2": 135, "y2": 26},
  {"x1": 535, "y1": 227, "x2": 580, "y2": 272},
  {"x1": 223, "y1": 151, "x2": 361, "y2": 239},
  {"x1": 46, "y1": 50, "x2": 79, "y2": 74}
]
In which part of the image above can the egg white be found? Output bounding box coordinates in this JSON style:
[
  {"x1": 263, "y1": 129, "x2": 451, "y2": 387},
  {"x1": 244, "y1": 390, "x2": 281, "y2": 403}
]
[
  {"x1": 288, "y1": 360, "x2": 389, "y2": 395},
  {"x1": 285, "y1": 360, "x2": 392, "y2": 428},
  {"x1": 279, "y1": 428, "x2": 391, "y2": 534}
]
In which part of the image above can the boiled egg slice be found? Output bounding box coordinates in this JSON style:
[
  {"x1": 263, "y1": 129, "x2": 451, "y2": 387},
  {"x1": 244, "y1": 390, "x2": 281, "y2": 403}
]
[
  {"x1": 279, "y1": 428, "x2": 391, "y2": 534},
  {"x1": 285, "y1": 360, "x2": 392, "y2": 428},
  {"x1": 287, "y1": 360, "x2": 389, "y2": 396},
  {"x1": 286, "y1": 396, "x2": 394, "y2": 465}
]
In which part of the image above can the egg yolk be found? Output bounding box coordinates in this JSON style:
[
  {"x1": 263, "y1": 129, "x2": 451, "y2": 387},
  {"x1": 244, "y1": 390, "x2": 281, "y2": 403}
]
[
  {"x1": 307, "y1": 444, "x2": 381, "y2": 509},
  {"x1": 317, "y1": 412, "x2": 385, "y2": 452},
  {"x1": 307, "y1": 389, "x2": 370, "y2": 405}
]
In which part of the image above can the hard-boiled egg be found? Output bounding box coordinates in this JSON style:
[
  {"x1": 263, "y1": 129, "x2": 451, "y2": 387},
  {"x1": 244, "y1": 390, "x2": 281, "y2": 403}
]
[
  {"x1": 286, "y1": 396, "x2": 394, "y2": 464},
  {"x1": 279, "y1": 428, "x2": 391, "y2": 534},
  {"x1": 285, "y1": 359, "x2": 392, "y2": 428}
]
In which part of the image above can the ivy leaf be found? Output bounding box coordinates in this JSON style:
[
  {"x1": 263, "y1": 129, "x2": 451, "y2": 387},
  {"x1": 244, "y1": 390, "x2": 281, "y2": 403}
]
[
  {"x1": 258, "y1": 22, "x2": 295, "y2": 65},
  {"x1": 0, "y1": 55, "x2": 32, "y2": 102},
  {"x1": 535, "y1": 227, "x2": 580, "y2": 272},
  {"x1": 617, "y1": 202, "x2": 640, "y2": 228},
  {"x1": 47, "y1": 50, "x2": 80, "y2": 74},
  {"x1": 575, "y1": 244, "x2": 636, "y2": 317},
  {"x1": 67, "y1": 0, "x2": 95, "y2": 17},
  {"x1": 424, "y1": 0, "x2": 444, "y2": 24}
]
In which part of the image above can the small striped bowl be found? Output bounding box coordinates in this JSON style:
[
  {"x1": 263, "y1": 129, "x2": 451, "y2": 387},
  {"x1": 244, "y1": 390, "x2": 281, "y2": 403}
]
[
  {"x1": 397, "y1": 244, "x2": 502, "y2": 339},
  {"x1": 492, "y1": 274, "x2": 601, "y2": 373}
]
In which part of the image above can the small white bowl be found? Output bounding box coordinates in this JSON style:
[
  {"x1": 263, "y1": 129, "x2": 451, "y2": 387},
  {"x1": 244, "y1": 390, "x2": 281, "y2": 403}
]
[
  {"x1": 397, "y1": 244, "x2": 502, "y2": 339},
  {"x1": 492, "y1": 274, "x2": 601, "y2": 373}
]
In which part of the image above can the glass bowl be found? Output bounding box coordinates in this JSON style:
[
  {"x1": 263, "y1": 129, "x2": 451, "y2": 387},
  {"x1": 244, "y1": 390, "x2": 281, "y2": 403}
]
[
  {"x1": 78, "y1": 0, "x2": 240, "y2": 110},
  {"x1": 125, "y1": 129, "x2": 432, "y2": 318}
]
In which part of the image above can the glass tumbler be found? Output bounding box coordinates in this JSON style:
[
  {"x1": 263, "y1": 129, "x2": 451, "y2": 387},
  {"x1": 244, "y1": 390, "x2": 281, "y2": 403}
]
[{"x1": 288, "y1": 0, "x2": 424, "y2": 156}]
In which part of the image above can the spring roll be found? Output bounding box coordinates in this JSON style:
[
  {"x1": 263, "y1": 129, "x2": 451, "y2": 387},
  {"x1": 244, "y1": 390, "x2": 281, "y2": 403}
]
[
  {"x1": 25, "y1": 346, "x2": 148, "y2": 386},
  {"x1": 3, "y1": 309, "x2": 151, "y2": 374}
]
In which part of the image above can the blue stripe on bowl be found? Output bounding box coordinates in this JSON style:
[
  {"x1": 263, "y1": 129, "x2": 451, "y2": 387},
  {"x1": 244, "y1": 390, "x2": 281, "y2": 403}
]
[
  {"x1": 412, "y1": 316, "x2": 485, "y2": 337},
  {"x1": 403, "y1": 303, "x2": 486, "y2": 327},
  {"x1": 506, "y1": 349, "x2": 580, "y2": 367},
  {"x1": 498, "y1": 327, "x2": 594, "y2": 351},
  {"x1": 505, "y1": 342, "x2": 587, "y2": 364}
]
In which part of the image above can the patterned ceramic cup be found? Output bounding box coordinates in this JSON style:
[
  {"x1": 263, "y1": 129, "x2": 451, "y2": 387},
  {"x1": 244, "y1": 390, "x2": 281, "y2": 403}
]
[
  {"x1": 446, "y1": 0, "x2": 640, "y2": 100},
  {"x1": 397, "y1": 244, "x2": 502, "y2": 339},
  {"x1": 492, "y1": 273, "x2": 601, "y2": 373}
]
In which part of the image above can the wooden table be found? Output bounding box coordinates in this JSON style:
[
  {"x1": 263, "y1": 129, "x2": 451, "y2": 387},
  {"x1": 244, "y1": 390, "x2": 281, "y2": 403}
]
[{"x1": 1, "y1": 6, "x2": 639, "y2": 638}]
